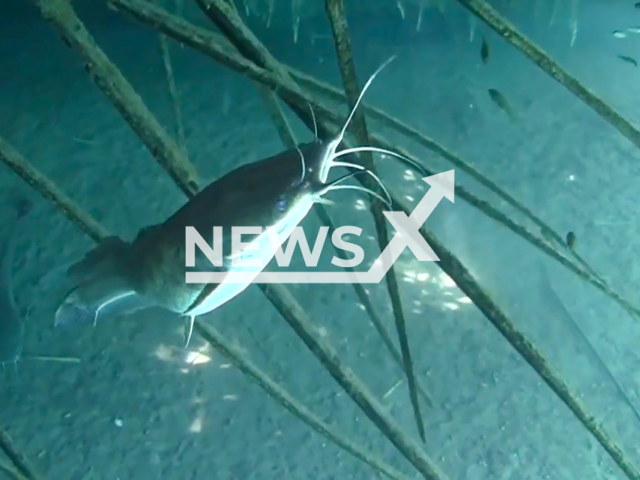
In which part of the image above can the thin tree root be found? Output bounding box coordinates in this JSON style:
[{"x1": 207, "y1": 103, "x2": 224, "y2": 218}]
[
  {"x1": 31, "y1": 0, "x2": 198, "y2": 198},
  {"x1": 159, "y1": 31, "x2": 187, "y2": 152},
  {"x1": 455, "y1": 0, "x2": 640, "y2": 154},
  {"x1": 324, "y1": 0, "x2": 425, "y2": 443},
  {"x1": 0, "y1": 459, "x2": 29, "y2": 480},
  {"x1": 0, "y1": 429, "x2": 42, "y2": 480},
  {"x1": 194, "y1": 320, "x2": 414, "y2": 480},
  {"x1": 0, "y1": 135, "x2": 108, "y2": 243},
  {"x1": 261, "y1": 283, "x2": 448, "y2": 480}
]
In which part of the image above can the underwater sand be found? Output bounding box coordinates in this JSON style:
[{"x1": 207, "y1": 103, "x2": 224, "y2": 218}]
[{"x1": 2, "y1": 0, "x2": 640, "y2": 478}]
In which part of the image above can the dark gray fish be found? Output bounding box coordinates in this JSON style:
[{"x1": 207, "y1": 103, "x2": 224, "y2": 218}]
[
  {"x1": 0, "y1": 207, "x2": 30, "y2": 366},
  {"x1": 538, "y1": 263, "x2": 640, "y2": 424},
  {"x1": 565, "y1": 231, "x2": 576, "y2": 250},
  {"x1": 480, "y1": 36, "x2": 490, "y2": 64},
  {"x1": 488, "y1": 88, "x2": 517, "y2": 121},
  {"x1": 55, "y1": 55, "x2": 429, "y2": 443},
  {"x1": 53, "y1": 56, "x2": 409, "y2": 339},
  {"x1": 618, "y1": 55, "x2": 638, "y2": 66}
]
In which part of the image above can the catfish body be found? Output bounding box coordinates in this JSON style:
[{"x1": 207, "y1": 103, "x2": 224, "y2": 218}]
[
  {"x1": 126, "y1": 141, "x2": 327, "y2": 315},
  {"x1": 56, "y1": 141, "x2": 328, "y2": 324},
  {"x1": 56, "y1": 56, "x2": 400, "y2": 329}
]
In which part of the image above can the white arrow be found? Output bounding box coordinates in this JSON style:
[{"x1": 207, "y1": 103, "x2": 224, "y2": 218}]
[{"x1": 365, "y1": 170, "x2": 455, "y2": 283}]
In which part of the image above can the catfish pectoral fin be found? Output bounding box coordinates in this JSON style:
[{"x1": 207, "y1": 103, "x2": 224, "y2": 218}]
[{"x1": 184, "y1": 315, "x2": 195, "y2": 348}]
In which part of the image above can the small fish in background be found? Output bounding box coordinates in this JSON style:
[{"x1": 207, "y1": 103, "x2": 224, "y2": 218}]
[
  {"x1": 565, "y1": 231, "x2": 576, "y2": 250},
  {"x1": 627, "y1": 26, "x2": 640, "y2": 34},
  {"x1": 635, "y1": 2, "x2": 640, "y2": 9},
  {"x1": 613, "y1": 30, "x2": 627, "y2": 38},
  {"x1": 618, "y1": 55, "x2": 638, "y2": 66},
  {"x1": 568, "y1": 0, "x2": 579, "y2": 47},
  {"x1": 480, "y1": 36, "x2": 490, "y2": 64},
  {"x1": 488, "y1": 88, "x2": 517, "y2": 122}
]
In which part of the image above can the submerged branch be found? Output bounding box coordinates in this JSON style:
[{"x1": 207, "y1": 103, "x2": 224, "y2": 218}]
[
  {"x1": 195, "y1": 0, "x2": 319, "y2": 131},
  {"x1": 455, "y1": 0, "x2": 640, "y2": 154},
  {"x1": 158, "y1": 31, "x2": 187, "y2": 153},
  {"x1": 31, "y1": 0, "x2": 199, "y2": 198},
  {"x1": 0, "y1": 459, "x2": 29, "y2": 480},
  {"x1": 261, "y1": 283, "x2": 447, "y2": 480},
  {"x1": 194, "y1": 320, "x2": 414, "y2": 480},
  {"x1": 254, "y1": 48, "x2": 434, "y2": 408},
  {"x1": 314, "y1": 205, "x2": 434, "y2": 407},
  {"x1": 0, "y1": 135, "x2": 108, "y2": 243},
  {"x1": 324, "y1": 0, "x2": 426, "y2": 444},
  {"x1": 256, "y1": 86, "x2": 297, "y2": 148},
  {"x1": 0, "y1": 428, "x2": 43, "y2": 480},
  {"x1": 413, "y1": 224, "x2": 640, "y2": 480},
  {"x1": 195, "y1": 0, "x2": 435, "y2": 470}
]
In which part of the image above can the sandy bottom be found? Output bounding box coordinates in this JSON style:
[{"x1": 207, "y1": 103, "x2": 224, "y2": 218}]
[{"x1": 2, "y1": 1, "x2": 640, "y2": 479}]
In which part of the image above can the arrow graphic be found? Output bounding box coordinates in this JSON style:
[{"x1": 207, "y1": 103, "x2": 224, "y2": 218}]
[{"x1": 365, "y1": 170, "x2": 454, "y2": 283}]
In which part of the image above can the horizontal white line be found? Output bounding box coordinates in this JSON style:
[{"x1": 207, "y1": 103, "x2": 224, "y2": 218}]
[{"x1": 186, "y1": 271, "x2": 382, "y2": 284}]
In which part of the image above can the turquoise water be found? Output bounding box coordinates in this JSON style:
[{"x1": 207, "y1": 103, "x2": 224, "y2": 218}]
[{"x1": 1, "y1": 0, "x2": 640, "y2": 479}]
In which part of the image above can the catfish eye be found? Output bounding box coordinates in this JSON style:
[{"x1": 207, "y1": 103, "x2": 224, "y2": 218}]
[{"x1": 276, "y1": 196, "x2": 287, "y2": 212}]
